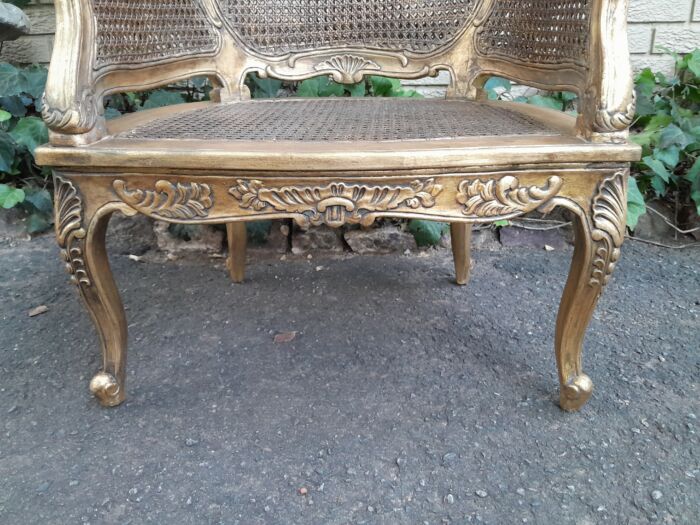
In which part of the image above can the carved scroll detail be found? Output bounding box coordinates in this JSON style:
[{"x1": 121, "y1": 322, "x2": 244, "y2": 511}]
[
  {"x1": 593, "y1": 93, "x2": 636, "y2": 133},
  {"x1": 113, "y1": 180, "x2": 214, "y2": 220},
  {"x1": 457, "y1": 176, "x2": 563, "y2": 218},
  {"x1": 314, "y1": 54, "x2": 381, "y2": 83},
  {"x1": 42, "y1": 90, "x2": 100, "y2": 135},
  {"x1": 54, "y1": 176, "x2": 90, "y2": 287},
  {"x1": 589, "y1": 171, "x2": 627, "y2": 287},
  {"x1": 229, "y1": 178, "x2": 443, "y2": 228}
]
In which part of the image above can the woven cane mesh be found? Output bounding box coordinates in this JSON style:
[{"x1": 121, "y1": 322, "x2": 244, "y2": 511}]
[
  {"x1": 220, "y1": 0, "x2": 478, "y2": 55},
  {"x1": 93, "y1": 0, "x2": 219, "y2": 69},
  {"x1": 122, "y1": 99, "x2": 554, "y2": 142},
  {"x1": 476, "y1": 0, "x2": 592, "y2": 66}
]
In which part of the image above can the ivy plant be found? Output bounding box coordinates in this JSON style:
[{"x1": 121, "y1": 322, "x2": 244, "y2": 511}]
[{"x1": 630, "y1": 49, "x2": 700, "y2": 229}]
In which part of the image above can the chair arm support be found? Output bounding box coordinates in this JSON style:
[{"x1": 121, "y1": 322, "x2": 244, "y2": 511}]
[
  {"x1": 471, "y1": 0, "x2": 635, "y2": 144},
  {"x1": 577, "y1": 0, "x2": 636, "y2": 143},
  {"x1": 42, "y1": 0, "x2": 226, "y2": 146}
]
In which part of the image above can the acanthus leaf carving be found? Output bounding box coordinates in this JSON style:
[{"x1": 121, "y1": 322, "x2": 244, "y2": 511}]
[
  {"x1": 113, "y1": 180, "x2": 214, "y2": 220},
  {"x1": 42, "y1": 89, "x2": 101, "y2": 135},
  {"x1": 314, "y1": 54, "x2": 381, "y2": 83},
  {"x1": 589, "y1": 171, "x2": 627, "y2": 287},
  {"x1": 229, "y1": 178, "x2": 443, "y2": 228},
  {"x1": 593, "y1": 92, "x2": 636, "y2": 133},
  {"x1": 54, "y1": 175, "x2": 90, "y2": 287},
  {"x1": 457, "y1": 176, "x2": 563, "y2": 218}
]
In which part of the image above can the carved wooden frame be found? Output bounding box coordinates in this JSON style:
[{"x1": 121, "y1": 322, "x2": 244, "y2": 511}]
[
  {"x1": 52, "y1": 165, "x2": 628, "y2": 410},
  {"x1": 40, "y1": 0, "x2": 639, "y2": 412}
]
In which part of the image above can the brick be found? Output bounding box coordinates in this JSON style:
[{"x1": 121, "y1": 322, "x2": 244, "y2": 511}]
[
  {"x1": 628, "y1": 25, "x2": 653, "y2": 53},
  {"x1": 630, "y1": 54, "x2": 676, "y2": 75},
  {"x1": 653, "y1": 26, "x2": 700, "y2": 53},
  {"x1": 0, "y1": 34, "x2": 52, "y2": 64},
  {"x1": 629, "y1": 0, "x2": 692, "y2": 23},
  {"x1": 24, "y1": 5, "x2": 55, "y2": 34}
]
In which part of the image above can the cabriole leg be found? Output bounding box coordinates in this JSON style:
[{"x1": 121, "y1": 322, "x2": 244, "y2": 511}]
[
  {"x1": 549, "y1": 171, "x2": 627, "y2": 411},
  {"x1": 451, "y1": 223, "x2": 472, "y2": 285},
  {"x1": 226, "y1": 222, "x2": 247, "y2": 284},
  {"x1": 55, "y1": 176, "x2": 127, "y2": 407}
]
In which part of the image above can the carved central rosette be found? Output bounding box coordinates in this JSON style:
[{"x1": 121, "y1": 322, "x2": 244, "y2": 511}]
[{"x1": 229, "y1": 179, "x2": 443, "y2": 228}]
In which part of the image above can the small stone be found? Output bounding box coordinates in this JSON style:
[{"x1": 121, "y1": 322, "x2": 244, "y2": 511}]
[
  {"x1": 445, "y1": 494, "x2": 455, "y2": 504},
  {"x1": 441, "y1": 452, "x2": 457, "y2": 466},
  {"x1": 185, "y1": 438, "x2": 199, "y2": 447},
  {"x1": 367, "y1": 505, "x2": 375, "y2": 512},
  {"x1": 475, "y1": 490, "x2": 488, "y2": 498},
  {"x1": 344, "y1": 226, "x2": 417, "y2": 255},
  {"x1": 69, "y1": 480, "x2": 79, "y2": 487},
  {"x1": 516, "y1": 488, "x2": 526, "y2": 496},
  {"x1": 651, "y1": 490, "x2": 663, "y2": 501},
  {"x1": 298, "y1": 487, "x2": 308, "y2": 496},
  {"x1": 274, "y1": 331, "x2": 298, "y2": 344},
  {"x1": 36, "y1": 481, "x2": 51, "y2": 493},
  {"x1": 128, "y1": 488, "x2": 138, "y2": 495},
  {"x1": 7, "y1": 405, "x2": 17, "y2": 414}
]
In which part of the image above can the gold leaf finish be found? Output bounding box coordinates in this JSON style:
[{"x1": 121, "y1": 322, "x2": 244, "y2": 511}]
[
  {"x1": 113, "y1": 180, "x2": 214, "y2": 220},
  {"x1": 230, "y1": 179, "x2": 443, "y2": 228},
  {"x1": 457, "y1": 176, "x2": 563, "y2": 218},
  {"x1": 54, "y1": 175, "x2": 90, "y2": 287},
  {"x1": 590, "y1": 171, "x2": 627, "y2": 287}
]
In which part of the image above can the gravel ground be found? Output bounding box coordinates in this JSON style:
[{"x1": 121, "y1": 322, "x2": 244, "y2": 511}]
[{"x1": 0, "y1": 235, "x2": 698, "y2": 525}]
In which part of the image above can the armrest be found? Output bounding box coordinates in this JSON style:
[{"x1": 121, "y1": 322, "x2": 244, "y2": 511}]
[
  {"x1": 472, "y1": 0, "x2": 635, "y2": 143},
  {"x1": 42, "y1": 0, "x2": 224, "y2": 146}
]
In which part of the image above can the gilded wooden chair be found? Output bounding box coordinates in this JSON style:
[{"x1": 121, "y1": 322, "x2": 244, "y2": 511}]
[{"x1": 36, "y1": 0, "x2": 641, "y2": 410}]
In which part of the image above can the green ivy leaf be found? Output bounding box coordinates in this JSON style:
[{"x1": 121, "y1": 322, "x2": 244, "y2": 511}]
[
  {"x1": 0, "y1": 63, "x2": 23, "y2": 97},
  {"x1": 658, "y1": 124, "x2": 690, "y2": 149},
  {"x1": 251, "y1": 75, "x2": 282, "y2": 98},
  {"x1": 297, "y1": 77, "x2": 345, "y2": 98},
  {"x1": 0, "y1": 183, "x2": 25, "y2": 209},
  {"x1": 246, "y1": 220, "x2": 272, "y2": 245},
  {"x1": 347, "y1": 82, "x2": 366, "y2": 98},
  {"x1": 20, "y1": 66, "x2": 48, "y2": 99},
  {"x1": 642, "y1": 155, "x2": 671, "y2": 182},
  {"x1": 0, "y1": 109, "x2": 11, "y2": 123},
  {"x1": 408, "y1": 220, "x2": 448, "y2": 247},
  {"x1": 141, "y1": 90, "x2": 185, "y2": 109},
  {"x1": 626, "y1": 177, "x2": 647, "y2": 231},
  {"x1": 0, "y1": 132, "x2": 15, "y2": 173},
  {"x1": 23, "y1": 187, "x2": 53, "y2": 214},
  {"x1": 1, "y1": 95, "x2": 28, "y2": 117},
  {"x1": 9, "y1": 116, "x2": 48, "y2": 156},
  {"x1": 527, "y1": 95, "x2": 564, "y2": 111}
]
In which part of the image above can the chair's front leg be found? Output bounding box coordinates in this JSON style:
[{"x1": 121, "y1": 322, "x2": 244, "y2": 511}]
[
  {"x1": 547, "y1": 170, "x2": 627, "y2": 411},
  {"x1": 54, "y1": 175, "x2": 128, "y2": 407},
  {"x1": 226, "y1": 222, "x2": 247, "y2": 283}
]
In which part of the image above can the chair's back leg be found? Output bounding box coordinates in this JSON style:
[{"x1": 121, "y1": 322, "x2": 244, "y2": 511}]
[
  {"x1": 227, "y1": 222, "x2": 248, "y2": 283},
  {"x1": 451, "y1": 223, "x2": 472, "y2": 285}
]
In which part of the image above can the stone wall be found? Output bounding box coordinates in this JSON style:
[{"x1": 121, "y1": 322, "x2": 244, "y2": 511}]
[{"x1": 2, "y1": 0, "x2": 699, "y2": 97}]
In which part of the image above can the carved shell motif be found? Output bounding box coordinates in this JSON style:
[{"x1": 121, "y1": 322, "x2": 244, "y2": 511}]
[
  {"x1": 54, "y1": 176, "x2": 90, "y2": 287},
  {"x1": 314, "y1": 54, "x2": 381, "y2": 84},
  {"x1": 230, "y1": 178, "x2": 442, "y2": 228},
  {"x1": 457, "y1": 176, "x2": 563, "y2": 219},
  {"x1": 589, "y1": 171, "x2": 627, "y2": 287},
  {"x1": 594, "y1": 92, "x2": 637, "y2": 133},
  {"x1": 113, "y1": 180, "x2": 214, "y2": 220}
]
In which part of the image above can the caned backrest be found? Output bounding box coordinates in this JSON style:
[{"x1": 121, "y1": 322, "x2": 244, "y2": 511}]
[{"x1": 43, "y1": 0, "x2": 635, "y2": 145}]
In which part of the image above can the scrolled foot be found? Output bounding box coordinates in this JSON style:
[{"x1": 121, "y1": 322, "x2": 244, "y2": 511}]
[
  {"x1": 559, "y1": 374, "x2": 593, "y2": 412},
  {"x1": 89, "y1": 372, "x2": 125, "y2": 407}
]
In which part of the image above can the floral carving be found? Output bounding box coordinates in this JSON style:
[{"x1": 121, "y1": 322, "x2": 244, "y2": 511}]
[
  {"x1": 113, "y1": 180, "x2": 214, "y2": 220},
  {"x1": 457, "y1": 176, "x2": 563, "y2": 218},
  {"x1": 54, "y1": 176, "x2": 90, "y2": 287},
  {"x1": 229, "y1": 179, "x2": 443, "y2": 228},
  {"x1": 314, "y1": 54, "x2": 381, "y2": 83},
  {"x1": 589, "y1": 171, "x2": 626, "y2": 287},
  {"x1": 42, "y1": 89, "x2": 100, "y2": 135}
]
